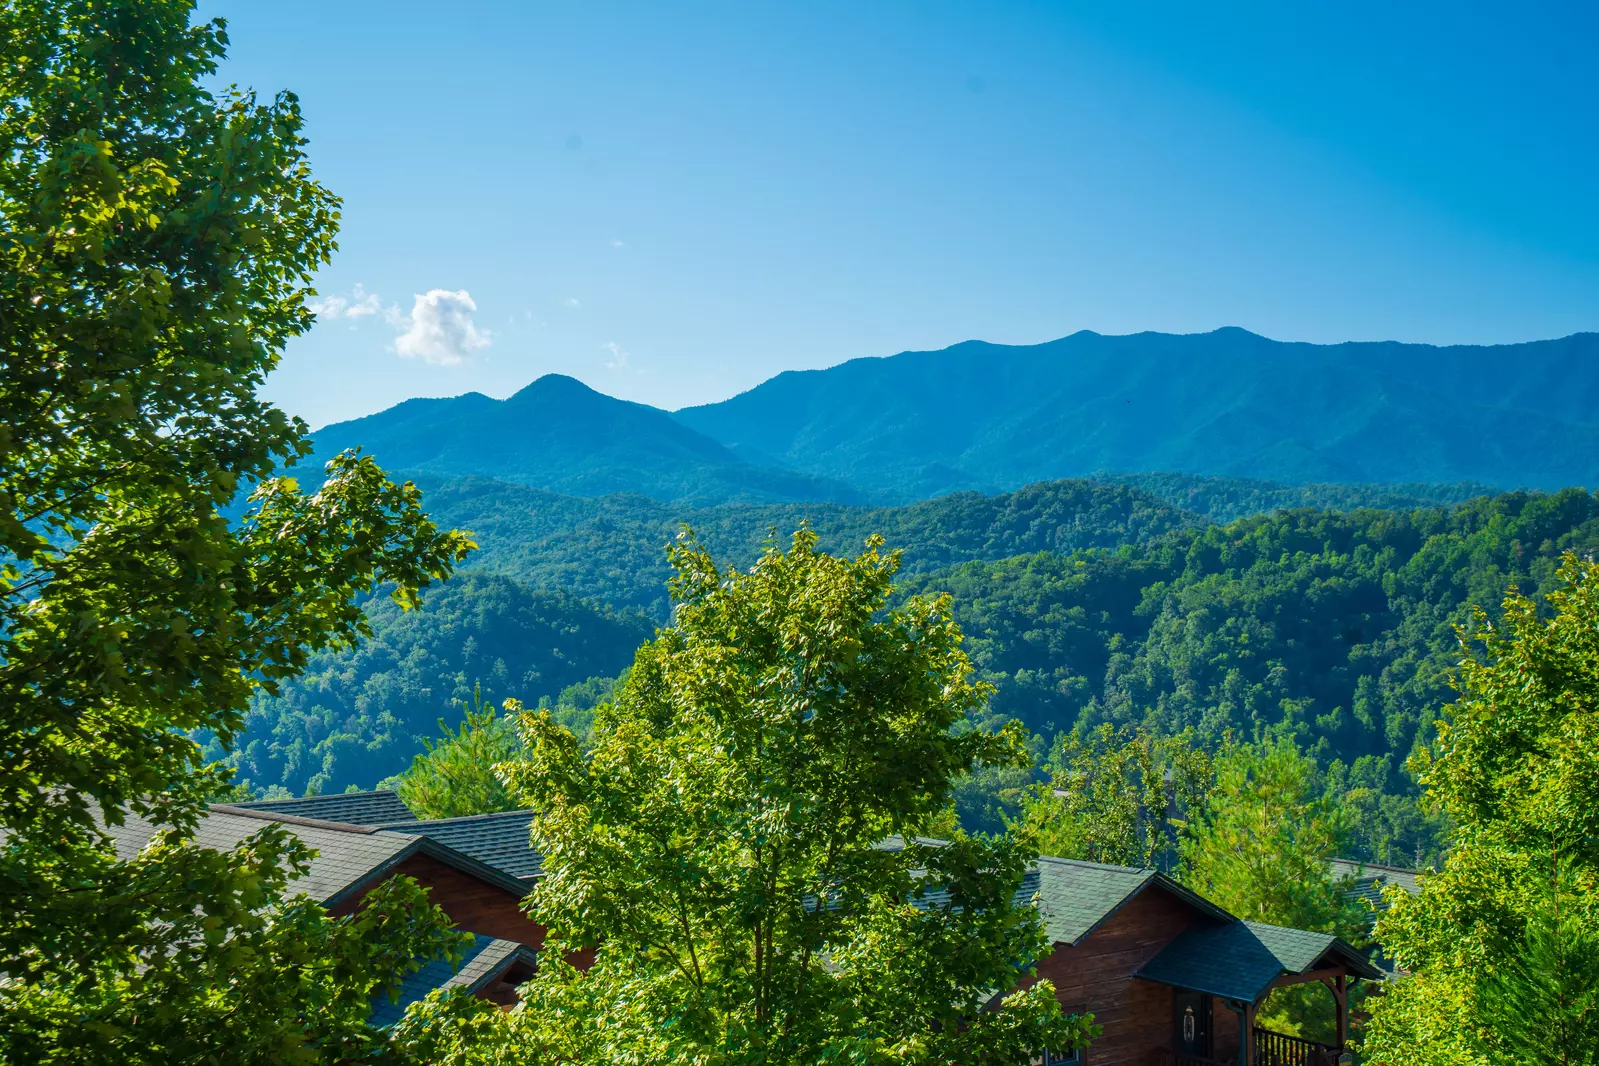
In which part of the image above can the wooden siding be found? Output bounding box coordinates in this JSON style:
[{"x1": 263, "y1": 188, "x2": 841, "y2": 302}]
[
  {"x1": 1212, "y1": 998, "x2": 1241, "y2": 1064},
  {"x1": 332, "y1": 852, "x2": 548, "y2": 950},
  {"x1": 1023, "y1": 886, "x2": 1208, "y2": 1066}
]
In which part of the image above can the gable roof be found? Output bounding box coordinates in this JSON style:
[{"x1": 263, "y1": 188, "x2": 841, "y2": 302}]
[
  {"x1": 1135, "y1": 919, "x2": 1384, "y2": 1002},
  {"x1": 224, "y1": 791, "x2": 549, "y2": 886},
  {"x1": 376, "y1": 810, "x2": 543, "y2": 881},
  {"x1": 1034, "y1": 856, "x2": 1234, "y2": 946},
  {"x1": 368, "y1": 933, "x2": 537, "y2": 1028},
  {"x1": 106, "y1": 804, "x2": 531, "y2": 908},
  {"x1": 104, "y1": 806, "x2": 423, "y2": 906},
  {"x1": 881, "y1": 840, "x2": 1234, "y2": 948},
  {"x1": 232, "y1": 790, "x2": 418, "y2": 826}
]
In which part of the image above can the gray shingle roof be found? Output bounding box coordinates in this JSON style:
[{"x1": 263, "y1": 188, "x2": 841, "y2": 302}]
[
  {"x1": 1136, "y1": 919, "x2": 1384, "y2": 1002},
  {"x1": 232, "y1": 790, "x2": 418, "y2": 826},
  {"x1": 375, "y1": 810, "x2": 543, "y2": 881},
  {"x1": 1033, "y1": 857, "x2": 1158, "y2": 944},
  {"x1": 1329, "y1": 859, "x2": 1422, "y2": 913},
  {"x1": 105, "y1": 806, "x2": 420, "y2": 907},
  {"x1": 1034, "y1": 856, "x2": 1235, "y2": 946},
  {"x1": 368, "y1": 933, "x2": 536, "y2": 1028},
  {"x1": 882, "y1": 842, "x2": 1232, "y2": 948}
]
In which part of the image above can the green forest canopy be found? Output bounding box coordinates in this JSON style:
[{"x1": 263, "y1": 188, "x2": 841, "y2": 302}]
[
  {"x1": 395, "y1": 472, "x2": 1487, "y2": 618},
  {"x1": 235, "y1": 481, "x2": 1599, "y2": 867}
]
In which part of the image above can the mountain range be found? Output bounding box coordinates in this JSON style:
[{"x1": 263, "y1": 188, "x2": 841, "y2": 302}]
[
  {"x1": 236, "y1": 326, "x2": 1599, "y2": 856},
  {"x1": 308, "y1": 328, "x2": 1599, "y2": 505},
  {"x1": 308, "y1": 373, "x2": 868, "y2": 504}
]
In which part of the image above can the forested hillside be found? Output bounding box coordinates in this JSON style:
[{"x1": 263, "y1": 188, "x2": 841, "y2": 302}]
[
  {"x1": 410, "y1": 475, "x2": 1196, "y2": 617},
  {"x1": 675, "y1": 328, "x2": 1599, "y2": 498},
  {"x1": 233, "y1": 477, "x2": 1599, "y2": 842},
  {"x1": 900, "y1": 488, "x2": 1599, "y2": 861},
  {"x1": 1099, "y1": 472, "x2": 1496, "y2": 522},
  {"x1": 399, "y1": 472, "x2": 1486, "y2": 618},
  {"x1": 217, "y1": 573, "x2": 652, "y2": 797}
]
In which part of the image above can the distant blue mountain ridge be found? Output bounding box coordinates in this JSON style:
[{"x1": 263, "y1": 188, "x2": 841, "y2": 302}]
[
  {"x1": 309, "y1": 328, "x2": 1599, "y2": 504},
  {"x1": 308, "y1": 371, "x2": 870, "y2": 505}
]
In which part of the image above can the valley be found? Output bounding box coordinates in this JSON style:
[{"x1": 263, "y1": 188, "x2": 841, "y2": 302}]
[{"x1": 235, "y1": 331, "x2": 1599, "y2": 867}]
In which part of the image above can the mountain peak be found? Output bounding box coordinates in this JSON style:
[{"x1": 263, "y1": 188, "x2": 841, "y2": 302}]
[
  {"x1": 307, "y1": 370, "x2": 870, "y2": 505},
  {"x1": 508, "y1": 373, "x2": 607, "y2": 404}
]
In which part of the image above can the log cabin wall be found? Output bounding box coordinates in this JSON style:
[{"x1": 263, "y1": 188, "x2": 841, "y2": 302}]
[
  {"x1": 1212, "y1": 999, "x2": 1241, "y2": 1063},
  {"x1": 332, "y1": 852, "x2": 547, "y2": 949},
  {"x1": 1021, "y1": 887, "x2": 1208, "y2": 1066}
]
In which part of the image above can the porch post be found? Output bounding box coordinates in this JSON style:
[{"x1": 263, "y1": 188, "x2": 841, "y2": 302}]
[
  {"x1": 1242, "y1": 1000, "x2": 1257, "y2": 1066},
  {"x1": 1222, "y1": 998, "x2": 1248, "y2": 1066},
  {"x1": 1334, "y1": 975, "x2": 1348, "y2": 1050}
]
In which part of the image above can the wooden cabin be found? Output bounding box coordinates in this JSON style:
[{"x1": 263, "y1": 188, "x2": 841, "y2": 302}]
[
  {"x1": 1021, "y1": 856, "x2": 1383, "y2": 1066},
  {"x1": 112, "y1": 791, "x2": 1385, "y2": 1061},
  {"x1": 105, "y1": 792, "x2": 546, "y2": 1021}
]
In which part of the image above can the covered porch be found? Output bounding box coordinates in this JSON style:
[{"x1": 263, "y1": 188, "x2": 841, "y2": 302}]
[{"x1": 1134, "y1": 919, "x2": 1385, "y2": 1066}]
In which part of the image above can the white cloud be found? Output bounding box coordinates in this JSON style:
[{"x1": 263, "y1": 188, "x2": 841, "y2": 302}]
[
  {"x1": 610, "y1": 239, "x2": 625, "y2": 248},
  {"x1": 347, "y1": 286, "x2": 381, "y2": 317},
  {"x1": 391, "y1": 289, "x2": 491, "y2": 366},
  {"x1": 309, "y1": 283, "x2": 382, "y2": 320},
  {"x1": 603, "y1": 341, "x2": 629, "y2": 371},
  {"x1": 308, "y1": 294, "x2": 347, "y2": 318},
  {"x1": 563, "y1": 296, "x2": 581, "y2": 309}
]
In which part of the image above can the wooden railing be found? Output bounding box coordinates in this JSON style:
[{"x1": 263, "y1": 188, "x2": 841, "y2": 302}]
[{"x1": 1254, "y1": 1027, "x2": 1341, "y2": 1066}]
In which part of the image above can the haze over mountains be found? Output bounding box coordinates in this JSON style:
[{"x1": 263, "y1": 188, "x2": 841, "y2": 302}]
[
  {"x1": 310, "y1": 372, "x2": 868, "y2": 504},
  {"x1": 244, "y1": 326, "x2": 1599, "y2": 841},
  {"x1": 309, "y1": 328, "x2": 1599, "y2": 505}
]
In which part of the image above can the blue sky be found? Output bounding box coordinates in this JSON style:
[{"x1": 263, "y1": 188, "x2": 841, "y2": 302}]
[{"x1": 199, "y1": 1, "x2": 1599, "y2": 429}]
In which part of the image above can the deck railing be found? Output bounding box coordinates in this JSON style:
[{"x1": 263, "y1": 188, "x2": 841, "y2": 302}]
[{"x1": 1253, "y1": 1027, "x2": 1341, "y2": 1066}]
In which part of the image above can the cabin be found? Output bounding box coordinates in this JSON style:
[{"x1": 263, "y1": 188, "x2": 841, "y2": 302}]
[
  {"x1": 1328, "y1": 858, "x2": 1421, "y2": 918},
  {"x1": 104, "y1": 791, "x2": 546, "y2": 1022},
  {"x1": 111, "y1": 790, "x2": 1387, "y2": 1061},
  {"x1": 1020, "y1": 856, "x2": 1383, "y2": 1065}
]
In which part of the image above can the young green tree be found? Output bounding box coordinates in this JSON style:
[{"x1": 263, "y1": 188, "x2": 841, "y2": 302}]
[
  {"x1": 1178, "y1": 737, "x2": 1364, "y2": 938},
  {"x1": 1022, "y1": 724, "x2": 1212, "y2": 870},
  {"x1": 1177, "y1": 737, "x2": 1367, "y2": 1042},
  {"x1": 491, "y1": 530, "x2": 1097, "y2": 1066},
  {"x1": 0, "y1": 2, "x2": 473, "y2": 1061},
  {"x1": 1476, "y1": 891, "x2": 1599, "y2": 1066},
  {"x1": 1362, "y1": 555, "x2": 1599, "y2": 1066},
  {"x1": 389, "y1": 685, "x2": 523, "y2": 819}
]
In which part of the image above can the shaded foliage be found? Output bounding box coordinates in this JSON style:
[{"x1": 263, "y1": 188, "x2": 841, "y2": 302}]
[
  {"x1": 223, "y1": 572, "x2": 651, "y2": 796},
  {"x1": 901, "y1": 488, "x2": 1599, "y2": 862},
  {"x1": 1362, "y1": 556, "x2": 1599, "y2": 1066}
]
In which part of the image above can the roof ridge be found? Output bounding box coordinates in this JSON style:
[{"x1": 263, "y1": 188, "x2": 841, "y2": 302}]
[
  {"x1": 374, "y1": 808, "x2": 536, "y2": 829},
  {"x1": 233, "y1": 787, "x2": 403, "y2": 807},
  {"x1": 1035, "y1": 854, "x2": 1153, "y2": 875},
  {"x1": 1242, "y1": 919, "x2": 1333, "y2": 937},
  {"x1": 1330, "y1": 857, "x2": 1424, "y2": 876},
  {"x1": 208, "y1": 803, "x2": 389, "y2": 835}
]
